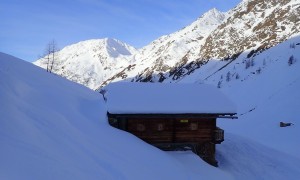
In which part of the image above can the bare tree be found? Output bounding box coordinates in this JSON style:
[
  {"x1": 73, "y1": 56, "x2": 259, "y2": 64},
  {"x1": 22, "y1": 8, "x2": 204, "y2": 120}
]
[
  {"x1": 256, "y1": 67, "x2": 261, "y2": 74},
  {"x1": 245, "y1": 59, "x2": 251, "y2": 69},
  {"x1": 50, "y1": 40, "x2": 59, "y2": 73},
  {"x1": 250, "y1": 58, "x2": 255, "y2": 67},
  {"x1": 263, "y1": 58, "x2": 266, "y2": 66},
  {"x1": 288, "y1": 55, "x2": 295, "y2": 66},
  {"x1": 38, "y1": 44, "x2": 51, "y2": 72},
  {"x1": 41, "y1": 40, "x2": 59, "y2": 73},
  {"x1": 226, "y1": 71, "x2": 231, "y2": 82},
  {"x1": 290, "y1": 43, "x2": 295, "y2": 49},
  {"x1": 217, "y1": 81, "x2": 222, "y2": 88}
]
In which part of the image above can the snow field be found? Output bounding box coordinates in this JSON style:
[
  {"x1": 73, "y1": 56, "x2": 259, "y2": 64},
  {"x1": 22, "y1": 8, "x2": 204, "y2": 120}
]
[{"x1": 1, "y1": 52, "x2": 233, "y2": 179}]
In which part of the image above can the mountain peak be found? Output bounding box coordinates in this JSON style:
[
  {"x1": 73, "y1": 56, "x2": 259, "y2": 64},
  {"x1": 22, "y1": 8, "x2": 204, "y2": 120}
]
[
  {"x1": 195, "y1": 8, "x2": 226, "y2": 27},
  {"x1": 33, "y1": 0, "x2": 300, "y2": 91},
  {"x1": 104, "y1": 38, "x2": 137, "y2": 58},
  {"x1": 200, "y1": 8, "x2": 225, "y2": 20},
  {"x1": 206, "y1": 8, "x2": 221, "y2": 15},
  {"x1": 33, "y1": 37, "x2": 137, "y2": 90}
]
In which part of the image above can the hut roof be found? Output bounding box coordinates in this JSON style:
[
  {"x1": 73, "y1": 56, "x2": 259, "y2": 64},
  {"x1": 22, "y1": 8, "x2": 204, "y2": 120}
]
[{"x1": 102, "y1": 82, "x2": 236, "y2": 115}]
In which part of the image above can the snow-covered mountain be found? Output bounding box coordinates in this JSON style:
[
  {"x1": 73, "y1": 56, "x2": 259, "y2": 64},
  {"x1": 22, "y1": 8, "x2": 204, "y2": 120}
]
[
  {"x1": 101, "y1": 0, "x2": 300, "y2": 87},
  {"x1": 128, "y1": 8, "x2": 227, "y2": 80},
  {"x1": 33, "y1": 0, "x2": 300, "y2": 91},
  {"x1": 200, "y1": 0, "x2": 300, "y2": 60},
  {"x1": 33, "y1": 8, "x2": 227, "y2": 89},
  {"x1": 182, "y1": 33, "x2": 300, "y2": 158},
  {"x1": 100, "y1": 8, "x2": 228, "y2": 87},
  {"x1": 34, "y1": 38, "x2": 136, "y2": 89}
]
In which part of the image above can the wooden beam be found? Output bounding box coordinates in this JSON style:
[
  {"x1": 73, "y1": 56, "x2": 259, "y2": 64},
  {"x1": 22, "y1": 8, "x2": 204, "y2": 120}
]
[{"x1": 107, "y1": 112, "x2": 237, "y2": 119}]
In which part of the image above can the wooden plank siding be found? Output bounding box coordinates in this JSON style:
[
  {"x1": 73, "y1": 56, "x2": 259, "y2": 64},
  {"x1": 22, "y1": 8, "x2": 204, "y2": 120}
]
[
  {"x1": 108, "y1": 115, "x2": 220, "y2": 166},
  {"x1": 125, "y1": 118, "x2": 216, "y2": 144}
]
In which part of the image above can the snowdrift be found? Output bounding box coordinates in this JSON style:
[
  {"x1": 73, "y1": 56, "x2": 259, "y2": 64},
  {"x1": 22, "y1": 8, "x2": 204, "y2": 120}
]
[
  {"x1": 1, "y1": 52, "x2": 300, "y2": 179},
  {"x1": 0, "y1": 53, "x2": 230, "y2": 179}
]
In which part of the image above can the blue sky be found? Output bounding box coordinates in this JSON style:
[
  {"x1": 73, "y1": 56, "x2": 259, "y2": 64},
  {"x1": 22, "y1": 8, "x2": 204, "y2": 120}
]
[{"x1": 0, "y1": 0, "x2": 241, "y2": 62}]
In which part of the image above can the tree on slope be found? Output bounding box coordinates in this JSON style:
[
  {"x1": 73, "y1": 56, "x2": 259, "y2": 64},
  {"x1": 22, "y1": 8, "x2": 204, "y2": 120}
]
[
  {"x1": 226, "y1": 71, "x2": 231, "y2": 82},
  {"x1": 42, "y1": 40, "x2": 59, "y2": 73},
  {"x1": 288, "y1": 55, "x2": 295, "y2": 66}
]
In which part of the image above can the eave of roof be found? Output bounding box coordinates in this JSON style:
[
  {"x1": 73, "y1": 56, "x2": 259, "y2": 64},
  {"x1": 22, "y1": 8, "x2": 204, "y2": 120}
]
[{"x1": 107, "y1": 112, "x2": 238, "y2": 119}]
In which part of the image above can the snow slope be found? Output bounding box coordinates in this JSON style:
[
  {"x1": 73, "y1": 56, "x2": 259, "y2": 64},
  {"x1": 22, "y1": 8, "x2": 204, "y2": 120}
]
[
  {"x1": 217, "y1": 134, "x2": 300, "y2": 180},
  {"x1": 0, "y1": 52, "x2": 232, "y2": 179},
  {"x1": 181, "y1": 34, "x2": 300, "y2": 159},
  {"x1": 2, "y1": 52, "x2": 300, "y2": 179}
]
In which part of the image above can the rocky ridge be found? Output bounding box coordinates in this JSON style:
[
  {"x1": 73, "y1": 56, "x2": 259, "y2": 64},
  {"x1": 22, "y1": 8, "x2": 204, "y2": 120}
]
[{"x1": 34, "y1": 0, "x2": 300, "y2": 90}]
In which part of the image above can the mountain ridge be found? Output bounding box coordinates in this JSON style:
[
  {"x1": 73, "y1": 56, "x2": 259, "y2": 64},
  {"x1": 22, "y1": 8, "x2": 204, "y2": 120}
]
[
  {"x1": 34, "y1": 0, "x2": 300, "y2": 90},
  {"x1": 98, "y1": 8, "x2": 228, "y2": 87},
  {"x1": 34, "y1": 38, "x2": 136, "y2": 89},
  {"x1": 99, "y1": 0, "x2": 299, "y2": 87}
]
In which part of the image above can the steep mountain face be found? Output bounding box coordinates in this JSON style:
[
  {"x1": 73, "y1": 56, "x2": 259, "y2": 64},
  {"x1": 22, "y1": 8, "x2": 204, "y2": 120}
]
[
  {"x1": 34, "y1": 38, "x2": 136, "y2": 89},
  {"x1": 101, "y1": 0, "x2": 300, "y2": 87},
  {"x1": 33, "y1": 0, "x2": 300, "y2": 90},
  {"x1": 99, "y1": 8, "x2": 227, "y2": 87},
  {"x1": 134, "y1": 8, "x2": 226, "y2": 71},
  {"x1": 200, "y1": 0, "x2": 300, "y2": 60}
]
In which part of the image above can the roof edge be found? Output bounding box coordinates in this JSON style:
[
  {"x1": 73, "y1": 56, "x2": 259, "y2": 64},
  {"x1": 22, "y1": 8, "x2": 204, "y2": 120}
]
[{"x1": 107, "y1": 112, "x2": 237, "y2": 119}]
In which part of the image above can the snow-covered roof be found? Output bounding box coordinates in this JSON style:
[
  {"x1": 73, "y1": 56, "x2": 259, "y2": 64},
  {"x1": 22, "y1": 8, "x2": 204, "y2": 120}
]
[{"x1": 103, "y1": 82, "x2": 236, "y2": 115}]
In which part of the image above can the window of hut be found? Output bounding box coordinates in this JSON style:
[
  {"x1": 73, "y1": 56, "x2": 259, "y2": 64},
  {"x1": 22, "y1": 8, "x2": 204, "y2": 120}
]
[
  {"x1": 190, "y1": 123, "x2": 198, "y2": 130},
  {"x1": 157, "y1": 123, "x2": 164, "y2": 131},
  {"x1": 137, "y1": 124, "x2": 146, "y2": 131}
]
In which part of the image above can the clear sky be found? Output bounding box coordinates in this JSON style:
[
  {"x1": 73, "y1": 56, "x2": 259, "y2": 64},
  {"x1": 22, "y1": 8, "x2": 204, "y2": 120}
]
[{"x1": 0, "y1": 0, "x2": 241, "y2": 62}]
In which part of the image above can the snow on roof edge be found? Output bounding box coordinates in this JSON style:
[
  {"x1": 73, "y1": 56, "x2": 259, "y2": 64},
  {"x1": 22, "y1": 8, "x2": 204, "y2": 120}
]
[{"x1": 103, "y1": 82, "x2": 237, "y2": 115}]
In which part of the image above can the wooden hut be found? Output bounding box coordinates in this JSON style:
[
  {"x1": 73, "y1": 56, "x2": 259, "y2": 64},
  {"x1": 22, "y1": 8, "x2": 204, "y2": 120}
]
[{"x1": 102, "y1": 82, "x2": 237, "y2": 166}]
